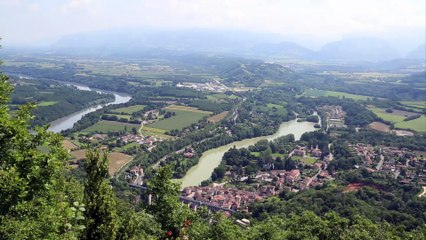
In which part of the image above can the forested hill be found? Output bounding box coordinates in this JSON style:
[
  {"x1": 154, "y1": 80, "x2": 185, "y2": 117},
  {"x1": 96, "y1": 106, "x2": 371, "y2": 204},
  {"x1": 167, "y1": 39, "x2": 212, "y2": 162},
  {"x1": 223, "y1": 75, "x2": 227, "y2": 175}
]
[
  {"x1": 9, "y1": 77, "x2": 114, "y2": 126},
  {"x1": 221, "y1": 62, "x2": 298, "y2": 87},
  {"x1": 403, "y1": 71, "x2": 426, "y2": 84}
]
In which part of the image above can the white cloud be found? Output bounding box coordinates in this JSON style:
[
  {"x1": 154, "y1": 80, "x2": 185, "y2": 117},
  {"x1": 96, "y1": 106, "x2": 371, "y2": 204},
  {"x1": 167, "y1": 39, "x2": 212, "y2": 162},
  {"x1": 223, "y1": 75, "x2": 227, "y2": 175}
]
[
  {"x1": 27, "y1": 2, "x2": 40, "y2": 12},
  {"x1": 0, "y1": 0, "x2": 424, "y2": 47},
  {"x1": 61, "y1": 0, "x2": 93, "y2": 12}
]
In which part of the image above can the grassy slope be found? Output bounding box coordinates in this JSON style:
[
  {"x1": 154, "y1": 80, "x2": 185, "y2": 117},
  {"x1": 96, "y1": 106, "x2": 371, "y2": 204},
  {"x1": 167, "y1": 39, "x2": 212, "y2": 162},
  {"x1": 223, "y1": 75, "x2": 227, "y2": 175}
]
[
  {"x1": 370, "y1": 107, "x2": 426, "y2": 132},
  {"x1": 147, "y1": 106, "x2": 211, "y2": 131},
  {"x1": 82, "y1": 121, "x2": 140, "y2": 133},
  {"x1": 111, "y1": 105, "x2": 145, "y2": 114},
  {"x1": 395, "y1": 115, "x2": 426, "y2": 132},
  {"x1": 304, "y1": 89, "x2": 372, "y2": 101},
  {"x1": 37, "y1": 101, "x2": 59, "y2": 107},
  {"x1": 147, "y1": 109, "x2": 210, "y2": 131}
]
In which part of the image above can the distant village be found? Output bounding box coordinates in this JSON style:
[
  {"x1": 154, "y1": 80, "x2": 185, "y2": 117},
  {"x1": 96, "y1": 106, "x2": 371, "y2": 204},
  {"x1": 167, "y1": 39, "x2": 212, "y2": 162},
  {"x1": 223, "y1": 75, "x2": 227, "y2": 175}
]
[
  {"x1": 176, "y1": 142, "x2": 426, "y2": 211},
  {"x1": 318, "y1": 105, "x2": 347, "y2": 129},
  {"x1": 69, "y1": 100, "x2": 426, "y2": 213},
  {"x1": 176, "y1": 81, "x2": 228, "y2": 93}
]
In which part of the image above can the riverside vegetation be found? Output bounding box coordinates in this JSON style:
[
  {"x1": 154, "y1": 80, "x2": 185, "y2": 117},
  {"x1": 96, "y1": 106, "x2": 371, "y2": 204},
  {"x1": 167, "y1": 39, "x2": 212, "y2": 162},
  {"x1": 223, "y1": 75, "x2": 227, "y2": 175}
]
[{"x1": 0, "y1": 51, "x2": 426, "y2": 239}]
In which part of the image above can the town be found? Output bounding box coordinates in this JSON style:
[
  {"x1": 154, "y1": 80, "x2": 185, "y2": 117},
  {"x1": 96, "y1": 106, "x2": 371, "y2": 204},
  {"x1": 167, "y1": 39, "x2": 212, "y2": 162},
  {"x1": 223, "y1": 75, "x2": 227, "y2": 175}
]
[{"x1": 179, "y1": 143, "x2": 425, "y2": 212}]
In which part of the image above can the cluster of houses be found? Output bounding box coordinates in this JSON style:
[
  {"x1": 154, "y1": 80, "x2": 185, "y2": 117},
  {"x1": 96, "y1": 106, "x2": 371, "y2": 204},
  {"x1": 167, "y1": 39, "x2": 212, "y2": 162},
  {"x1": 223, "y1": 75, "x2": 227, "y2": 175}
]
[
  {"x1": 182, "y1": 186, "x2": 268, "y2": 212},
  {"x1": 351, "y1": 143, "x2": 377, "y2": 168},
  {"x1": 182, "y1": 162, "x2": 336, "y2": 211},
  {"x1": 126, "y1": 166, "x2": 144, "y2": 185},
  {"x1": 176, "y1": 81, "x2": 228, "y2": 93},
  {"x1": 176, "y1": 147, "x2": 196, "y2": 158},
  {"x1": 79, "y1": 133, "x2": 108, "y2": 142},
  {"x1": 318, "y1": 105, "x2": 345, "y2": 120},
  {"x1": 119, "y1": 134, "x2": 161, "y2": 147},
  {"x1": 351, "y1": 143, "x2": 426, "y2": 185},
  {"x1": 179, "y1": 142, "x2": 343, "y2": 212},
  {"x1": 290, "y1": 145, "x2": 323, "y2": 159},
  {"x1": 182, "y1": 141, "x2": 425, "y2": 213},
  {"x1": 318, "y1": 105, "x2": 347, "y2": 128},
  {"x1": 143, "y1": 110, "x2": 160, "y2": 120}
]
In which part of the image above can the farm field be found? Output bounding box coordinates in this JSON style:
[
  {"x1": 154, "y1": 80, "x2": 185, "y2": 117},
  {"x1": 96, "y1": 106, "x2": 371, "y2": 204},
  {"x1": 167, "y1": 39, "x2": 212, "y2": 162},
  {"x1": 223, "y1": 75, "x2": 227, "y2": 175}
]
[
  {"x1": 113, "y1": 142, "x2": 139, "y2": 152},
  {"x1": 303, "y1": 89, "x2": 373, "y2": 101},
  {"x1": 369, "y1": 107, "x2": 407, "y2": 122},
  {"x1": 108, "y1": 152, "x2": 133, "y2": 175},
  {"x1": 140, "y1": 126, "x2": 171, "y2": 139},
  {"x1": 370, "y1": 107, "x2": 426, "y2": 132},
  {"x1": 82, "y1": 120, "x2": 141, "y2": 134},
  {"x1": 206, "y1": 93, "x2": 229, "y2": 102},
  {"x1": 69, "y1": 149, "x2": 133, "y2": 175},
  {"x1": 189, "y1": 99, "x2": 229, "y2": 112},
  {"x1": 395, "y1": 115, "x2": 426, "y2": 132},
  {"x1": 208, "y1": 111, "x2": 229, "y2": 123},
  {"x1": 400, "y1": 101, "x2": 426, "y2": 111},
  {"x1": 400, "y1": 101, "x2": 426, "y2": 108},
  {"x1": 290, "y1": 156, "x2": 316, "y2": 164},
  {"x1": 63, "y1": 139, "x2": 78, "y2": 151},
  {"x1": 255, "y1": 103, "x2": 288, "y2": 116},
  {"x1": 111, "y1": 105, "x2": 145, "y2": 114},
  {"x1": 147, "y1": 105, "x2": 211, "y2": 131},
  {"x1": 70, "y1": 149, "x2": 86, "y2": 161},
  {"x1": 301, "y1": 156, "x2": 317, "y2": 165},
  {"x1": 368, "y1": 121, "x2": 390, "y2": 133},
  {"x1": 206, "y1": 93, "x2": 239, "y2": 102},
  {"x1": 37, "y1": 101, "x2": 58, "y2": 107},
  {"x1": 104, "y1": 114, "x2": 131, "y2": 120},
  {"x1": 164, "y1": 105, "x2": 212, "y2": 114}
]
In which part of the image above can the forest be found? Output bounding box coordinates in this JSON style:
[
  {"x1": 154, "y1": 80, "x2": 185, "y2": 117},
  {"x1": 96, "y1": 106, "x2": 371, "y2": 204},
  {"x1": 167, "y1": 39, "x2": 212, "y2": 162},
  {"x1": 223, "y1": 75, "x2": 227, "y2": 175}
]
[{"x1": 9, "y1": 77, "x2": 113, "y2": 126}]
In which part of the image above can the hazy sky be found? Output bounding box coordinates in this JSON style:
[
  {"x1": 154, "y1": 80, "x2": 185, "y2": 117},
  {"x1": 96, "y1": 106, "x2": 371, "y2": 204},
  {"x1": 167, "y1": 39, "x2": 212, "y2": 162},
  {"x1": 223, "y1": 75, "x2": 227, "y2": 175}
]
[{"x1": 0, "y1": 0, "x2": 425, "y2": 49}]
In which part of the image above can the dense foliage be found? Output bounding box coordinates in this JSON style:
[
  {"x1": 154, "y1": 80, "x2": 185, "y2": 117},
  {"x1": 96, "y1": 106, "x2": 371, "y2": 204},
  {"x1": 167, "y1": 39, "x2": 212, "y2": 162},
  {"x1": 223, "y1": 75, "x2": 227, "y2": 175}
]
[
  {"x1": 2, "y1": 52, "x2": 426, "y2": 240},
  {"x1": 250, "y1": 170, "x2": 426, "y2": 232},
  {"x1": 9, "y1": 77, "x2": 113, "y2": 126},
  {"x1": 299, "y1": 96, "x2": 378, "y2": 126}
]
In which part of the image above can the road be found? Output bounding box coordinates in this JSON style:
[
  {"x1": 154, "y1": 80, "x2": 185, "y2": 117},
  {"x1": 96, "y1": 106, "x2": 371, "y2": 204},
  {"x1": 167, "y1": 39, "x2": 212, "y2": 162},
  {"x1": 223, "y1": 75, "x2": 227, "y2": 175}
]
[
  {"x1": 419, "y1": 187, "x2": 426, "y2": 198},
  {"x1": 376, "y1": 154, "x2": 384, "y2": 170}
]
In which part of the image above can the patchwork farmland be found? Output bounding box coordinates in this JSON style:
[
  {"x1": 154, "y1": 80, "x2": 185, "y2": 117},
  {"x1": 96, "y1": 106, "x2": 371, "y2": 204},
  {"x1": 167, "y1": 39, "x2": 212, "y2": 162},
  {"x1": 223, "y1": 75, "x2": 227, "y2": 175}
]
[
  {"x1": 147, "y1": 105, "x2": 212, "y2": 131},
  {"x1": 369, "y1": 107, "x2": 426, "y2": 132},
  {"x1": 82, "y1": 120, "x2": 141, "y2": 134}
]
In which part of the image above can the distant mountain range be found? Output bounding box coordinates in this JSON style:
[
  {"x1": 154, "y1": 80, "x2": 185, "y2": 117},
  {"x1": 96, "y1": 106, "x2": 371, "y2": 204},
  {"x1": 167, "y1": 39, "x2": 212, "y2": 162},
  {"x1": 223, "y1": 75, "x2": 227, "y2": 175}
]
[
  {"x1": 318, "y1": 37, "x2": 400, "y2": 62},
  {"x1": 406, "y1": 44, "x2": 426, "y2": 59},
  {"x1": 50, "y1": 29, "x2": 425, "y2": 62},
  {"x1": 249, "y1": 42, "x2": 316, "y2": 59}
]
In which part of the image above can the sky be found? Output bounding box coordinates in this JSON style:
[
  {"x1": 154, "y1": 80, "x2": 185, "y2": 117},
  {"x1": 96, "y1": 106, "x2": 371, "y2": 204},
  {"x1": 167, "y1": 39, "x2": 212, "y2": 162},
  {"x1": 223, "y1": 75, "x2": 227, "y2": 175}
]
[{"x1": 0, "y1": 0, "x2": 425, "y2": 51}]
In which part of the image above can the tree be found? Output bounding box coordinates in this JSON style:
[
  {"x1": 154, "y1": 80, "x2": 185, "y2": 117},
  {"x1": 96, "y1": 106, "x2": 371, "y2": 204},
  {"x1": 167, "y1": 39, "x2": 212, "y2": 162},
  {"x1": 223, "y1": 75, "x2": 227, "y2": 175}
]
[
  {"x1": 208, "y1": 213, "x2": 245, "y2": 240},
  {"x1": 115, "y1": 200, "x2": 161, "y2": 240},
  {"x1": 147, "y1": 165, "x2": 190, "y2": 239},
  {"x1": 84, "y1": 149, "x2": 118, "y2": 240},
  {"x1": 0, "y1": 62, "x2": 84, "y2": 239}
]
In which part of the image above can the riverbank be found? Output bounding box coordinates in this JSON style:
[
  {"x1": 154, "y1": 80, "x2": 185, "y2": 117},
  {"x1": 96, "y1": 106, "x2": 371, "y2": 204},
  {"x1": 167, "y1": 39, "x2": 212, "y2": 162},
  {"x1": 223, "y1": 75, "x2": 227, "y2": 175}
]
[
  {"x1": 179, "y1": 119, "x2": 317, "y2": 188},
  {"x1": 48, "y1": 83, "x2": 131, "y2": 133}
]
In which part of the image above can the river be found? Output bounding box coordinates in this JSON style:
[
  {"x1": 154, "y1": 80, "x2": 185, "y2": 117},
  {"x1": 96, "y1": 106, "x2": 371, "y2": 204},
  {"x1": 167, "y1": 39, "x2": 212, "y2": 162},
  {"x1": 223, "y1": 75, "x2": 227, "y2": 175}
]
[
  {"x1": 48, "y1": 83, "x2": 131, "y2": 133},
  {"x1": 180, "y1": 119, "x2": 317, "y2": 188}
]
